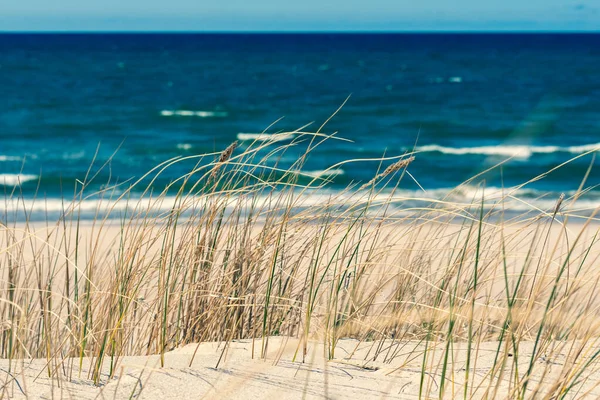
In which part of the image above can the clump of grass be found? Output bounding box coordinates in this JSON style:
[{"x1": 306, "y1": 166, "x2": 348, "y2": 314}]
[{"x1": 0, "y1": 126, "x2": 599, "y2": 399}]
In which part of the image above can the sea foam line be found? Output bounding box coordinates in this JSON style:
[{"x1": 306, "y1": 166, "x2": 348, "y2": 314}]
[
  {"x1": 0, "y1": 174, "x2": 38, "y2": 186},
  {"x1": 366, "y1": 185, "x2": 600, "y2": 213},
  {"x1": 417, "y1": 143, "x2": 600, "y2": 158},
  {"x1": 177, "y1": 143, "x2": 193, "y2": 150},
  {"x1": 3, "y1": 185, "x2": 599, "y2": 221},
  {"x1": 0, "y1": 155, "x2": 22, "y2": 162},
  {"x1": 237, "y1": 133, "x2": 295, "y2": 142},
  {"x1": 301, "y1": 169, "x2": 345, "y2": 178},
  {"x1": 160, "y1": 110, "x2": 228, "y2": 118}
]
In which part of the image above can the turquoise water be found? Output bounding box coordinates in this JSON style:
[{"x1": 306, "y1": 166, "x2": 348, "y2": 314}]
[{"x1": 1, "y1": 33, "x2": 599, "y2": 219}]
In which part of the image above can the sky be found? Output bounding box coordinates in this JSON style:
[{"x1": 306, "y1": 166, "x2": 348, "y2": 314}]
[{"x1": 1, "y1": 0, "x2": 599, "y2": 31}]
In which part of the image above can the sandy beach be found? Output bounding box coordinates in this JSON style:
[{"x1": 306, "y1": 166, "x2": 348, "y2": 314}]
[
  {"x1": 1, "y1": 214, "x2": 600, "y2": 399},
  {"x1": 4, "y1": 336, "x2": 600, "y2": 399}
]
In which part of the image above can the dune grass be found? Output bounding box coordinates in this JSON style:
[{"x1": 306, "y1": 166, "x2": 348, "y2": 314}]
[{"x1": 1, "y1": 129, "x2": 600, "y2": 399}]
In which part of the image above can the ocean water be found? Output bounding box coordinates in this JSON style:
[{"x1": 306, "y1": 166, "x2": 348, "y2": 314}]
[{"x1": 1, "y1": 33, "x2": 599, "y2": 219}]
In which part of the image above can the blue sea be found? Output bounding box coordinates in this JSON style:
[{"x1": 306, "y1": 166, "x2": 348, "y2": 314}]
[{"x1": 1, "y1": 33, "x2": 599, "y2": 219}]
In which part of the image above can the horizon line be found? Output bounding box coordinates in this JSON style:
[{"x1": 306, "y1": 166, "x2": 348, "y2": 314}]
[{"x1": 2, "y1": 30, "x2": 600, "y2": 34}]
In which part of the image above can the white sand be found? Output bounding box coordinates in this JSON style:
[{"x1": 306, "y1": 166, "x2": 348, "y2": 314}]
[
  {"x1": 3, "y1": 336, "x2": 600, "y2": 399},
  {"x1": 2, "y1": 220, "x2": 600, "y2": 398}
]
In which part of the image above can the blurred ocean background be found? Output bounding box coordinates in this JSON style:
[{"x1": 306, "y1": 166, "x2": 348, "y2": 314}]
[{"x1": 1, "y1": 33, "x2": 599, "y2": 219}]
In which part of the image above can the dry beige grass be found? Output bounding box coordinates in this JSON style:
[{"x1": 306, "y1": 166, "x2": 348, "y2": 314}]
[{"x1": 1, "y1": 130, "x2": 600, "y2": 399}]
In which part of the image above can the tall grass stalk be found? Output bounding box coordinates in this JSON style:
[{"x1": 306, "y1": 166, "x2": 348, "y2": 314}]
[{"x1": 0, "y1": 128, "x2": 599, "y2": 398}]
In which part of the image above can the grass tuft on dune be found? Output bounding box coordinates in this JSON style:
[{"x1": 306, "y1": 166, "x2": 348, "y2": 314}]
[{"x1": 1, "y1": 129, "x2": 600, "y2": 399}]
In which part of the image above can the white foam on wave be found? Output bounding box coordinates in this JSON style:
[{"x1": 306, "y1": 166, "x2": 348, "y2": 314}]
[
  {"x1": 417, "y1": 143, "x2": 600, "y2": 158},
  {"x1": 237, "y1": 133, "x2": 295, "y2": 142},
  {"x1": 177, "y1": 143, "x2": 192, "y2": 150},
  {"x1": 5, "y1": 183, "x2": 600, "y2": 222},
  {"x1": 364, "y1": 185, "x2": 600, "y2": 214},
  {"x1": 160, "y1": 110, "x2": 228, "y2": 118},
  {"x1": 293, "y1": 186, "x2": 600, "y2": 215},
  {"x1": 7, "y1": 192, "x2": 350, "y2": 217},
  {"x1": 567, "y1": 143, "x2": 600, "y2": 153},
  {"x1": 0, "y1": 155, "x2": 22, "y2": 162},
  {"x1": 301, "y1": 169, "x2": 345, "y2": 178},
  {"x1": 0, "y1": 174, "x2": 38, "y2": 186},
  {"x1": 1, "y1": 196, "x2": 181, "y2": 216}
]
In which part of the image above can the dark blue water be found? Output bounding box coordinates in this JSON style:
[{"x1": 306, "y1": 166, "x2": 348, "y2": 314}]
[{"x1": 1, "y1": 33, "x2": 599, "y2": 218}]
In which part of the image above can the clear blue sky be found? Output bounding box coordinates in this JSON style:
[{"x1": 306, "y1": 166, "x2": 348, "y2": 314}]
[{"x1": 1, "y1": 0, "x2": 598, "y2": 31}]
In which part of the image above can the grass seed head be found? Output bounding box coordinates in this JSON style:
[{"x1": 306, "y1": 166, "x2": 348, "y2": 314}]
[
  {"x1": 360, "y1": 156, "x2": 415, "y2": 190},
  {"x1": 211, "y1": 141, "x2": 238, "y2": 180}
]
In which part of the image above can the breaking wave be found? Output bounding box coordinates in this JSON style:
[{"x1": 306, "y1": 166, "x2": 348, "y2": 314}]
[
  {"x1": 160, "y1": 110, "x2": 228, "y2": 118},
  {"x1": 0, "y1": 174, "x2": 38, "y2": 186},
  {"x1": 417, "y1": 143, "x2": 600, "y2": 158},
  {"x1": 237, "y1": 133, "x2": 295, "y2": 142},
  {"x1": 300, "y1": 169, "x2": 345, "y2": 178}
]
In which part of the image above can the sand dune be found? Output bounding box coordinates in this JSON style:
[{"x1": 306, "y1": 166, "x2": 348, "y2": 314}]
[{"x1": 3, "y1": 336, "x2": 600, "y2": 399}]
